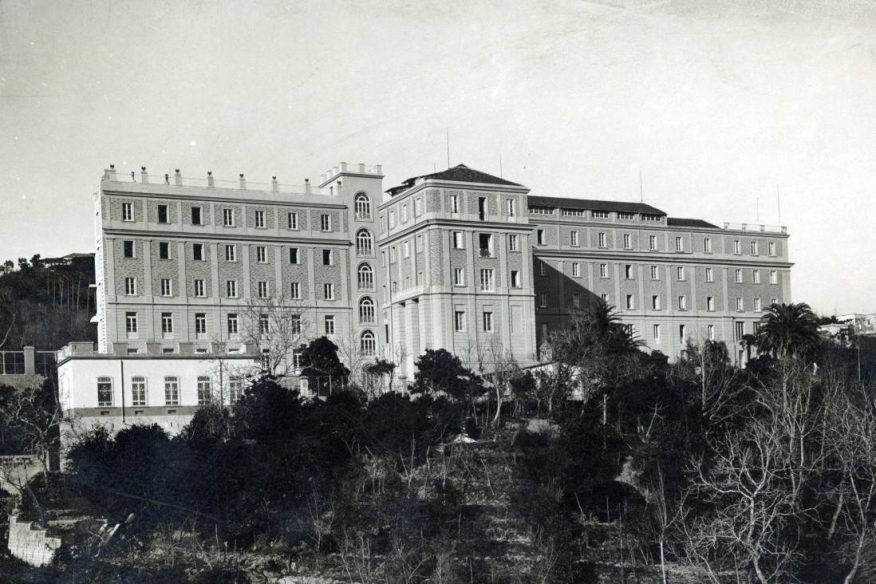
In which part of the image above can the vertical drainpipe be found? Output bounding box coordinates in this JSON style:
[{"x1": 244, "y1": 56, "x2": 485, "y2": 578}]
[{"x1": 120, "y1": 359, "x2": 126, "y2": 424}]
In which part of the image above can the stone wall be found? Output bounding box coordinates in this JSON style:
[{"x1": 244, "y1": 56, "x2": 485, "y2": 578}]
[{"x1": 7, "y1": 512, "x2": 61, "y2": 567}]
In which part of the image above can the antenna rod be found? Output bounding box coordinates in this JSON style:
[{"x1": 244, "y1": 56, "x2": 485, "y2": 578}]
[
  {"x1": 499, "y1": 155, "x2": 503, "y2": 178},
  {"x1": 777, "y1": 184, "x2": 782, "y2": 224},
  {"x1": 639, "y1": 168, "x2": 644, "y2": 203},
  {"x1": 756, "y1": 197, "x2": 760, "y2": 224},
  {"x1": 446, "y1": 128, "x2": 450, "y2": 169}
]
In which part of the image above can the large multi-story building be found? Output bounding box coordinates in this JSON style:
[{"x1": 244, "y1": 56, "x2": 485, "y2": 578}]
[{"x1": 57, "y1": 161, "x2": 792, "y2": 433}]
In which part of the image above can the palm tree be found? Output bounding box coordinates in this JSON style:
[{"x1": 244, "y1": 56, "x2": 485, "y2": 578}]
[{"x1": 756, "y1": 302, "x2": 820, "y2": 359}]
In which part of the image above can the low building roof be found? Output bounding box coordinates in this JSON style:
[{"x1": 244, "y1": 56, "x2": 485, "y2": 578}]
[
  {"x1": 528, "y1": 195, "x2": 666, "y2": 215},
  {"x1": 667, "y1": 217, "x2": 719, "y2": 229},
  {"x1": 386, "y1": 164, "x2": 523, "y2": 196}
]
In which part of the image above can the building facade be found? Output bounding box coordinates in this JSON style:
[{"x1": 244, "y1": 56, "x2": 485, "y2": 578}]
[{"x1": 57, "y1": 161, "x2": 792, "y2": 432}]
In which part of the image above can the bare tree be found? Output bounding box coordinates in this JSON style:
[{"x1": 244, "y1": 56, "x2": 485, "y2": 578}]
[{"x1": 238, "y1": 294, "x2": 309, "y2": 377}]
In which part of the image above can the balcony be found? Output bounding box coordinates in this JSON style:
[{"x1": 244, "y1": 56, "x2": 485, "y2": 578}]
[{"x1": 479, "y1": 248, "x2": 495, "y2": 258}]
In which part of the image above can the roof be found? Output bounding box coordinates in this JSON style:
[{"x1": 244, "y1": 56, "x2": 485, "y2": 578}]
[
  {"x1": 528, "y1": 195, "x2": 666, "y2": 215},
  {"x1": 667, "y1": 217, "x2": 719, "y2": 229},
  {"x1": 386, "y1": 164, "x2": 523, "y2": 196}
]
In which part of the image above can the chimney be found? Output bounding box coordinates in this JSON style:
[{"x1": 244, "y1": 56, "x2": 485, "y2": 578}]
[
  {"x1": 207, "y1": 171, "x2": 214, "y2": 188},
  {"x1": 104, "y1": 164, "x2": 117, "y2": 181},
  {"x1": 358, "y1": 163, "x2": 366, "y2": 173},
  {"x1": 140, "y1": 166, "x2": 149, "y2": 183},
  {"x1": 174, "y1": 169, "x2": 182, "y2": 186},
  {"x1": 272, "y1": 176, "x2": 279, "y2": 193},
  {"x1": 304, "y1": 178, "x2": 311, "y2": 194},
  {"x1": 335, "y1": 179, "x2": 342, "y2": 197},
  {"x1": 239, "y1": 173, "x2": 246, "y2": 189}
]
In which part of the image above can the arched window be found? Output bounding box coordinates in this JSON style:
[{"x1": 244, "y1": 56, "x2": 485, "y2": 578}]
[
  {"x1": 355, "y1": 193, "x2": 371, "y2": 220},
  {"x1": 357, "y1": 263, "x2": 373, "y2": 290},
  {"x1": 359, "y1": 297, "x2": 375, "y2": 323},
  {"x1": 360, "y1": 330, "x2": 376, "y2": 356},
  {"x1": 356, "y1": 229, "x2": 373, "y2": 256}
]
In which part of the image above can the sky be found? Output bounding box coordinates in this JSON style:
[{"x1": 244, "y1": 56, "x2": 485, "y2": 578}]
[{"x1": 1, "y1": 0, "x2": 874, "y2": 315}]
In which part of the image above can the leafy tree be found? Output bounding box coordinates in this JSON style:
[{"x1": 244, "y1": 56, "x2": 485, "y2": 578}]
[
  {"x1": 757, "y1": 302, "x2": 820, "y2": 359},
  {"x1": 300, "y1": 336, "x2": 350, "y2": 395},
  {"x1": 412, "y1": 348, "x2": 485, "y2": 402}
]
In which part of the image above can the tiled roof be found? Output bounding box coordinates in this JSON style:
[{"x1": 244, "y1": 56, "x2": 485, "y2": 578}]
[
  {"x1": 387, "y1": 164, "x2": 522, "y2": 195},
  {"x1": 667, "y1": 217, "x2": 719, "y2": 229},
  {"x1": 528, "y1": 195, "x2": 666, "y2": 215}
]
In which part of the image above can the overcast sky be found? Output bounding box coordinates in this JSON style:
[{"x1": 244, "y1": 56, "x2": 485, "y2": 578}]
[{"x1": 1, "y1": 0, "x2": 874, "y2": 315}]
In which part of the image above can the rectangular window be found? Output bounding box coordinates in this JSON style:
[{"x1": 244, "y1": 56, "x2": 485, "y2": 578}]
[
  {"x1": 414, "y1": 197, "x2": 423, "y2": 216},
  {"x1": 97, "y1": 377, "x2": 113, "y2": 407},
  {"x1": 226, "y1": 280, "x2": 238, "y2": 298},
  {"x1": 652, "y1": 295, "x2": 661, "y2": 310},
  {"x1": 195, "y1": 313, "x2": 207, "y2": 335},
  {"x1": 735, "y1": 321, "x2": 745, "y2": 340},
  {"x1": 324, "y1": 283, "x2": 334, "y2": 300},
  {"x1": 708, "y1": 324, "x2": 715, "y2": 340},
  {"x1": 291, "y1": 315, "x2": 301, "y2": 334},
  {"x1": 192, "y1": 206, "x2": 203, "y2": 225},
  {"x1": 324, "y1": 315, "x2": 335, "y2": 335},
  {"x1": 256, "y1": 246, "x2": 267, "y2": 263},
  {"x1": 126, "y1": 312, "x2": 138, "y2": 333},
  {"x1": 478, "y1": 233, "x2": 493, "y2": 257},
  {"x1": 753, "y1": 269, "x2": 761, "y2": 284},
  {"x1": 479, "y1": 269, "x2": 495, "y2": 291},
  {"x1": 389, "y1": 210, "x2": 396, "y2": 228},
  {"x1": 650, "y1": 265, "x2": 659, "y2": 280},
  {"x1": 159, "y1": 241, "x2": 171, "y2": 260},
  {"x1": 751, "y1": 241, "x2": 759, "y2": 255},
  {"x1": 771, "y1": 297, "x2": 778, "y2": 306},
  {"x1": 287, "y1": 212, "x2": 299, "y2": 229},
  {"x1": 454, "y1": 311, "x2": 466, "y2": 332},
  {"x1": 478, "y1": 197, "x2": 487, "y2": 220},
  {"x1": 704, "y1": 237, "x2": 712, "y2": 253},
  {"x1": 415, "y1": 235, "x2": 424, "y2": 253},
  {"x1": 538, "y1": 293, "x2": 547, "y2": 308},
  {"x1": 290, "y1": 282, "x2": 301, "y2": 299},
  {"x1": 509, "y1": 234, "x2": 519, "y2": 251},
  {"x1": 161, "y1": 312, "x2": 173, "y2": 334},
  {"x1": 675, "y1": 236, "x2": 684, "y2": 252},
  {"x1": 449, "y1": 194, "x2": 459, "y2": 213},
  {"x1": 539, "y1": 260, "x2": 547, "y2": 276},
  {"x1": 225, "y1": 245, "x2": 236, "y2": 262},
  {"x1": 403, "y1": 241, "x2": 410, "y2": 258},
  {"x1": 678, "y1": 295, "x2": 687, "y2": 310},
  {"x1": 735, "y1": 269, "x2": 743, "y2": 283},
  {"x1": 257, "y1": 281, "x2": 269, "y2": 299},
  {"x1": 402, "y1": 204, "x2": 409, "y2": 222},
  {"x1": 164, "y1": 377, "x2": 179, "y2": 406},
  {"x1": 679, "y1": 324, "x2": 687, "y2": 341},
  {"x1": 598, "y1": 232, "x2": 607, "y2": 248},
  {"x1": 125, "y1": 277, "x2": 137, "y2": 296},
  {"x1": 677, "y1": 266, "x2": 686, "y2": 281},
  {"x1": 649, "y1": 235, "x2": 657, "y2": 251},
  {"x1": 320, "y1": 214, "x2": 331, "y2": 231},
  {"x1": 322, "y1": 249, "x2": 333, "y2": 266},
  {"x1": 707, "y1": 296, "x2": 715, "y2": 311},
  {"x1": 624, "y1": 265, "x2": 633, "y2": 279},
  {"x1": 227, "y1": 313, "x2": 238, "y2": 335},
  {"x1": 734, "y1": 240, "x2": 741, "y2": 254},
  {"x1": 131, "y1": 376, "x2": 146, "y2": 406},
  {"x1": 259, "y1": 314, "x2": 269, "y2": 335},
  {"x1": 769, "y1": 241, "x2": 776, "y2": 256},
  {"x1": 754, "y1": 298, "x2": 762, "y2": 312},
  {"x1": 483, "y1": 311, "x2": 494, "y2": 332},
  {"x1": 192, "y1": 243, "x2": 204, "y2": 261},
  {"x1": 122, "y1": 202, "x2": 133, "y2": 222},
  {"x1": 193, "y1": 279, "x2": 206, "y2": 297},
  {"x1": 157, "y1": 204, "x2": 169, "y2": 224},
  {"x1": 289, "y1": 248, "x2": 300, "y2": 264},
  {"x1": 572, "y1": 293, "x2": 581, "y2": 309},
  {"x1": 160, "y1": 278, "x2": 172, "y2": 296},
  {"x1": 511, "y1": 270, "x2": 521, "y2": 288},
  {"x1": 601, "y1": 293, "x2": 609, "y2": 303},
  {"x1": 626, "y1": 294, "x2": 634, "y2": 310},
  {"x1": 770, "y1": 270, "x2": 778, "y2": 284},
  {"x1": 537, "y1": 229, "x2": 546, "y2": 245},
  {"x1": 572, "y1": 262, "x2": 580, "y2": 278},
  {"x1": 123, "y1": 240, "x2": 135, "y2": 258},
  {"x1": 736, "y1": 297, "x2": 744, "y2": 311},
  {"x1": 599, "y1": 263, "x2": 608, "y2": 278},
  {"x1": 228, "y1": 377, "x2": 242, "y2": 404},
  {"x1": 453, "y1": 232, "x2": 465, "y2": 249},
  {"x1": 453, "y1": 268, "x2": 465, "y2": 286},
  {"x1": 506, "y1": 199, "x2": 516, "y2": 217},
  {"x1": 254, "y1": 210, "x2": 265, "y2": 228},
  {"x1": 197, "y1": 376, "x2": 212, "y2": 405},
  {"x1": 705, "y1": 267, "x2": 714, "y2": 282},
  {"x1": 571, "y1": 231, "x2": 579, "y2": 247},
  {"x1": 653, "y1": 324, "x2": 661, "y2": 342},
  {"x1": 623, "y1": 233, "x2": 631, "y2": 249},
  {"x1": 592, "y1": 210, "x2": 609, "y2": 219},
  {"x1": 223, "y1": 208, "x2": 234, "y2": 227}
]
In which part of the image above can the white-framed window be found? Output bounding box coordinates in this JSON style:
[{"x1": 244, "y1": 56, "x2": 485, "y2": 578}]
[
  {"x1": 123, "y1": 240, "x2": 135, "y2": 258},
  {"x1": 538, "y1": 260, "x2": 547, "y2": 276},
  {"x1": 390, "y1": 247, "x2": 397, "y2": 262},
  {"x1": 704, "y1": 237, "x2": 712, "y2": 253},
  {"x1": 287, "y1": 211, "x2": 299, "y2": 229},
  {"x1": 675, "y1": 236, "x2": 684, "y2": 252},
  {"x1": 289, "y1": 248, "x2": 300, "y2": 264},
  {"x1": 257, "y1": 281, "x2": 269, "y2": 299},
  {"x1": 126, "y1": 312, "x2": 138, "y2": 333},
  {"x1": 770, "y1": 270, "x2": 778, "y2": 284},
  {"x1": 131, "y1": 376, "x2": 146, "y2": 406},
  {"x1": 356, "y1": 229, "x2": 373, "y2": 256},
  {"x1": 753, "y1": 269, "x2": 761, "y2": 284},
  {"x1": 708, "y1": 324, "x2": 715, "y2": 340},
  {"x1": 449, "y1": 194, "x2": 459, "y2": 213},
  {"x1": 160, "y1": 278, "x2": 172, "y2": 297},
  {"x1": 572, "y1": 262, "x2": 580, "y2": 278},
  {"x1": 769, "y1": 241, "x2": 776, "y2": 256},
  {"x1": 678, "y1": 295, "x2": 687, "y2": 310},
  {"x1": 453, "y1": 232, "x2": 465, "y2": 249},
  {"x1": 228, "y1": 377, "x2": 242, "y2": 404},
  {"x1": 506, "y1": 199, "x2": 516, "y2": 217},
  {"x1": 161, "y1": 312, "x2": 173, "y2": 333},
  {"x1": 736, "y1": 297, "x2": 744, "y2": 311},
  {"x1": 258, "y1": 313, "x2": 269, "y2": 335},
  {"x1": 538, "y1": 293, "x2": 547, "y2": 308},
  {"x1": 601, "y1": 293, "x2": 609, "y2": 303},
  {"x1": 415, "y1": 235, "x2": 424, "y2": 253},
  {"x1": 626, "y1": 294, "x2": 634, "y2": 310},
  {"x1": 511, "y1": 270, "x2": 521, "y2": 288},
  {"x1": 355, "y1": 193, "x2": 371, "y2": 220},
  {"x1": 223, "y1": 208, "x2": 234, "y2": 227},
  {"x1": 571, "y1": 230, "x2": 579, "y2": 247},
  {"x1": 157, "y1": 204, "x2": 169, "y2": 224},
  {"x1": 479, "y1": 269, "x2": 495, "y2": 292},
  {"x1": 652, "y1": 295, "x2": 661, "y2": 310},
  {"x1": 291, "y1": 315, "x2": 301, "y2": 334},
  {"x1": 389, "y1": 210, "x2": 396, "y2": 228},
  {"x1": 197, "y1": 376, "x2": 212, "y2": 405},
  {"x1": 679, "y1": 324, "x2": 687, "y2": 341},
  {"x1": 653, "y1": 324, "x2": 661, "y2": 342},
  {"x1": 225, "y1": 244, "x2": 236, "y2": 262},
  {"x1": 256, "y1": 246, "x2": 268, "y2": 263},
  {"x1": 650, "y1": 265, "x2": 659, "y2": 280},
  {"x1": 122, "y1": 202, "x2": 133, "y2": 222},
  {"x1": 414, "y1": 197, "x2": 423, "y2": 216},
  {"x1": 254, "y1": 210, "x2": 266, "y2": 228},
  {"x1": 624, "y1": 265, "x2": 634, "y2": 279},
  {"x1": 359, "y1": 297, "x2": 375, "y2": 323},
  {"x1": 592, "y1": 210, "x2": 609, "y2": 219},
  {"x1": 322, "y1": 249, "x2": 334, "y2": 266},
  {"x1": 192, "y1": 243, "x2": 204, "y2": 261},
  {"x1": 403, "y1": 241, "x2": 410, "y2": 258},
  {"x1": 770, "y1": 297, "x2": 778, "y2": 306},
  {"x1": 402, "y1": 204, "x2": 409, "y2": 222},
  {"x1": 754, "y1": 298, "x2": 762, "y2": 312},
  {"x1": 735, "y1": 269, "x2": 743, "y2": 283},
  {"x1": 707, "y1": 296, "x2": 715, "y2": 311},
  {"x1": 164, "y1": 376, "x2": 179, "y2": 406},
  {"x1": 483, "y1": 311, "x2": 494, "y2": 332},
  {"x1": 599, "y1": 263, "x2": 609, "y2": 278},
  {"x1": 705, "y1": 267, "x2": 714, "y2": 282},
  {"x1": 649, "y1": 235, "x2": 657, "y2": 251},
  {"x1": 227, "y1": 313, "x2": 238, "y2": 335},
  {"x1": 623, "y1": 233, "x2": 632, "y2": 249},
  {"x1": 453, "y1": 268, "x2": 465, "y2": 286},
  {"x1": 509, "y1": 234, "x2": 519, "y2": 251},
  {"x1": 124, "y1": 277, "x2": 137, "y2": 296},
  {"x1": 320, "y1": 214, "x2": 331, "y2": 231},
  {"x1": 677, "y1": 266, "x2": 686, "y2": 281},
  {"x1": 598, "y1": 232, "x2": 607, "y2": 248},
  {"x1": 360, "y1": 330, "x2": 376, "y2": 356},
  {"x1": 751, "y1": 241, "x2": 759, "y2": 255},
  {"x1": 537, "y1": 229, "x2": 546, "y2": 245},
  {"x1": 159, "y1": 241, "x2": 171, "y2": 260},
  {"x1": 193, "y1": 279, "x2": 206, "y2": 297},
  {"x1": 97, "y1": 376, "x2": 113, "y2": 407},
  {"x1": 226, "y1": 280, "x2": 238, "y2": 298},
  {"x1": 194, "y1": 312, "x2": 207, "y2": 335},
  {"x1": 290, "y1": 282, "x2": 301, "y2": 299},
  {"x1": 358, "y1": 264, "x2": 373, "y2": 289},
  {"x1": 324, "y1": 283, "x2": 334, "y2": 300},
  {"x1": 324, "y1": 315, "x2": 335, "y2": 335},
  {"x1": 734, "y1": 239, "x2": 741, "y2": 254},
  {"x1": 454, "y1": 310, "x2": 466, "y2": 332}
]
